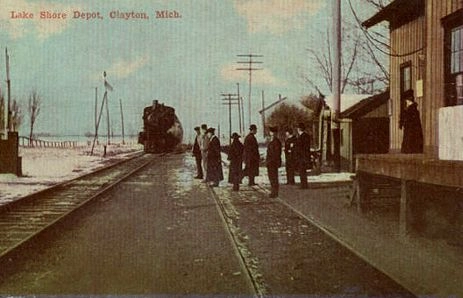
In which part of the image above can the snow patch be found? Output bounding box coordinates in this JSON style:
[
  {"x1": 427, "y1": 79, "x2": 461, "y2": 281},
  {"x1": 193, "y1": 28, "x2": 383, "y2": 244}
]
[{"x1": 0, "y1": 144, "x2": 143, "y2": 205}]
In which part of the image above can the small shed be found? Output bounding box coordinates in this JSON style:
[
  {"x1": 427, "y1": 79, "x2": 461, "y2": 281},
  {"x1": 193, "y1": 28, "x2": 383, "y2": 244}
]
[{"x1": 339, "y1": 91, "x2": 390, "y2": 172}]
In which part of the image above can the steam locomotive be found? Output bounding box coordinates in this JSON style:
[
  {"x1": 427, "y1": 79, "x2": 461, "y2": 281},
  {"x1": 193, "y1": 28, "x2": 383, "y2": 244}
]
[{"x1": 138, "y1": 100, "x2": 183, "y2": 153}]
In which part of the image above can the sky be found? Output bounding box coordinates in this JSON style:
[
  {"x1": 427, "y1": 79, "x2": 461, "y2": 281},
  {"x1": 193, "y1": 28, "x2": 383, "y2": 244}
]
[{"x1": 0, "y1": 0, "x2": 381, "y2": 142}]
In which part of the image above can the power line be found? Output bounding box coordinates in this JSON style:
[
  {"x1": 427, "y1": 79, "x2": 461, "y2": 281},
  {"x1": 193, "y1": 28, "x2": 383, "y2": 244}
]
[
  {"x1": 220, "y1": 93, "x2": 239, "y2": 145},
  {"x1": 236, "y1": 54, "x2": 263, "y2": 128},
  {"x1": 348, "y1": 0, "x2": 425, "y2": 58}
]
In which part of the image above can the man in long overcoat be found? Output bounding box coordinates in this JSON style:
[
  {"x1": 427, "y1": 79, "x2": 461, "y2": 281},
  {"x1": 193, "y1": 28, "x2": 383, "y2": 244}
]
[
  {"x1": 192, "y1": 126, "x2": 203, "y2": 179},
  {"x1": 243, "y1": 124, "x2": 259, "y2": 186},
  {"x1": 228, "y1": 132, "x2": 244, "y2": 191},
  {"x1": 284, "y1": 128, "x2": 297, "y2": 185},
  {"x1": 266, "y1": 126, "x2": 282, "y2": 198},
  {"x1": 206, "y1": 127, "x2": 223, "y2": 187},
  {"x1": 295, "y1": 122, "x2": 311, "y2": 189},
  {"x1": 199, "y1": 124, "x2": 210, "y2": 182},
  {"x1": 400, "y1": 90, "x2": 423, "y2": 154}
]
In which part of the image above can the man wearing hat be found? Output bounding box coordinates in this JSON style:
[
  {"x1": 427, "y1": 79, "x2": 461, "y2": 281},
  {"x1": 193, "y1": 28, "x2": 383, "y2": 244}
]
[
  {"x1": 399, "y1": 89, "x2": 423, "y2": 153},
  {"x1": 284, "y1": 128, "x2": 297, "y2": 185},
  {"x1": 228, "y1": 132, "x2": 244, "y2": 191},
  {"x1": 192, "y1": 126, "x2": 203, "y2": 179},
  {"x1": 199, "y1": 124, "x2": 210, "y2": 182},
  {"x1": 266, "y1": 126, "x2": 282, "y2": 198},
  {"x1": 205, "y1": 127, "x2": 223, "y2": 187},
  {"x1": 243, "y1": 124, "x2": 259, "y2": 186},
  {"x1": 295, "y1": 122, "x2": 311, "y2": 189}
]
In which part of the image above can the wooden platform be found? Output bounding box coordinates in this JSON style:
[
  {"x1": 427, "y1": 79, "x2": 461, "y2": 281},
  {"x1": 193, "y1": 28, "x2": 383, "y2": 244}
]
[
  {"x1": 356, "y1": 153, "x2": 463, "y2": 188},
  {"x1": 354, "y1": 153, "x2": 463, "y2": 237}
]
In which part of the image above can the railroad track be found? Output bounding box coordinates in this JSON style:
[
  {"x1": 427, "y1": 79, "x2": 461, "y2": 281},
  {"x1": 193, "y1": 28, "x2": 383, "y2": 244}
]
[
  {"x1": 0, "y1": 152, "x2": 159, "y2": 260},
  {"x1": 208, "y1": 180, "x2": 415, "y2": 297},
  {"x1": 207, "y1": 185, "x2": 267, "y2": 297}
]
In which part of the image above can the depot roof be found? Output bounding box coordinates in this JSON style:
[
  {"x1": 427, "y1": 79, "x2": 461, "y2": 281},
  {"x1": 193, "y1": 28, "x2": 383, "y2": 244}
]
[{"x1": 362, "y1": 0, "x2": 425, "y2": 29}]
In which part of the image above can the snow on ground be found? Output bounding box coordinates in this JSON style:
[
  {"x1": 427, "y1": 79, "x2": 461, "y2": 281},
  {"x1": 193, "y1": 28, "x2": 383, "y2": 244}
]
[
  {"x1": 220, "y1": 151, "x2": 353, "y2": 188},
  {"x1": 0, "y1": 143, "x2": 143, "y2": 205}
]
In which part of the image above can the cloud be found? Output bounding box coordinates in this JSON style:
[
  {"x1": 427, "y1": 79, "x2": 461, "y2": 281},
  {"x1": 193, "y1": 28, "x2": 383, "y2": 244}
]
[
  {"x1": 1, "y1": 0, "x2": 80, "y2": 40},
  {"x1": 220, "y1": 63, "x2": 283, "y2": 86},
  {"x1": 106, "y1": 54, "x2": 151, "y2": 79},
  {"x1": 233, "y1": 0, "x2": 324, "y2": 35}
]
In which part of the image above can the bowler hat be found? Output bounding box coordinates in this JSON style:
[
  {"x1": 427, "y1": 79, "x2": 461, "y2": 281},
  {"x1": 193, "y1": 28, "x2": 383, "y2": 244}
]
[
  {"x1": 206, "y1": 127, "x2": 215, "y2": 134},
  {"x1": 269, "y1": 126, "x2": 278, "y2": 133},
  {"x1": 201, "y1": 124, "x2": 208, "y2": 130},
  {"x1": 249, "y1": 124, "x2": 257, "y2": 131},
  {"x1": 194, "y1": 126, "x2": 200, "y2": 131},
  {"x1": 297, "y1": 122, "x2": 306, "y2": 130},
  {"x1": 231, "y1": 132, "x2": 240, "y2": 139},
  {"x1": 404, "y1": 89, "x2": 415, "y2": 101}
]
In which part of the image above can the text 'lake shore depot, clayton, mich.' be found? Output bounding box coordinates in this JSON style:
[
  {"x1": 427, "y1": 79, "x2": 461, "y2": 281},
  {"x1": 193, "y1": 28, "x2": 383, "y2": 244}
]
[{"x1": 10, "y1": 10, "x2": 182, "y2": 20}]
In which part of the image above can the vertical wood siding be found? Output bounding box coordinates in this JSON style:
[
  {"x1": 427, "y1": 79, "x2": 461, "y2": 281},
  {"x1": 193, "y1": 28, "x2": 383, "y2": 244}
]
[
  {"x1": 424, "y1": 0, "x2": 462, "y2": 156},
  {"x1": 389, "y1": 0, "x2": 462, "y2": 156},
  {"x1": 390, "y1": 17, "x2": 425, "y2": 152}
]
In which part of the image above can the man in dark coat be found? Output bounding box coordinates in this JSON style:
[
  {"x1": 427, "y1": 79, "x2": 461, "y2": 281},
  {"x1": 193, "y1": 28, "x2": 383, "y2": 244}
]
[
  {"x1": 295, "y1": 122, "x2": 311, "y2": 189},
  {"x1": 284, "y1": 128, "x2": 297, "y2": 185},
  {"x1": 243, "y1": 124, "x2": 259, "y2": 186},
  {"x1": 199, "y1": 124, "x2": 210, "y2": 182},
  {"x1": 400, "y1": 90, "x2": 423, "y2": 154},
  {"x1": 206, "y1": 127, "x2": 223, "y2": 187},
  {"x1": 228, "y1": 132, "x2": 244, "y2": 191},
  {"x1": 266, "y1": 126, "x2": 282, "y2": 198},
  {"x1": 192, "y1": 126, "x2": 203, "y2": 179}
]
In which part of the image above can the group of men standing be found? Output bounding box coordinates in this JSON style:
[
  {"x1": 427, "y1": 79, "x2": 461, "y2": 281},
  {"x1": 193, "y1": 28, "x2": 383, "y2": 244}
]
[
  {"x1": 192, "y1": 124, "x2": 223, "y2": 187},
  {"x1": 192, "y1": 122, "x2": 312, "y2": 198}
]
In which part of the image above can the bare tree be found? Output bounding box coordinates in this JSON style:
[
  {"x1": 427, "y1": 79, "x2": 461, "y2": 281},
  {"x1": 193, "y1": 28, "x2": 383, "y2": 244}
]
[
  {"x1": 28, "y1": 90, "x2": 41, "y2": 142},
  {"x1": 266, "y1": 103, "x2": 313, "y2": 141},
  {"x1": 11, "y1": 98, "x2": 23, "y2": 132},
  {"x1": 305, "y1": 22, "x2": 363, "y2": 94},
  {"x1": 303, "y1": 0, "x2": 391, "y2": 95}
]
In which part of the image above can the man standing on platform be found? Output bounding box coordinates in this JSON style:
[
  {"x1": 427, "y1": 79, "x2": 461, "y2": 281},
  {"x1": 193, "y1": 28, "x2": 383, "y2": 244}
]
[
  {"x1": 228, "y1": 132, "x2": 244, "y2": 191},
  {"x1": 199, "y1": 124, "x2": 209, "y2": 182},
  {"x1": 192, "y1": 126, "x2": 203, "y2": 179},
  {"x1": 266, "y1": 126, "x2": 282, "y2": 198},
  {"x1": 284, "y1": 128, "x2": 297, "y2": 185},
  {"x1": 243, "y1": 124, "x2": 259, "y2": 186},
  {"x1": 206, "y1": 127, "x2": 223, "y2": 187},
  {"x1": 295, "y1": 122, "x2": 311, "y2": 189}
]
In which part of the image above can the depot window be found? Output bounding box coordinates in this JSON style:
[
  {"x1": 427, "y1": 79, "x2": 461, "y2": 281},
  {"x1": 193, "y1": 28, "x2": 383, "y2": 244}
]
[{"x1": 443, "y1": 9, "x2": 463, "y2": 106}]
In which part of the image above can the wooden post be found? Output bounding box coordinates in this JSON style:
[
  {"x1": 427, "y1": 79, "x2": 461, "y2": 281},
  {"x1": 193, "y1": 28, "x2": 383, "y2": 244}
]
[
  {"x1": 119, "y1": 98, "x2": 125, "y2": 145},
  {"x1": 400, "y1": 179, "x2": 410, "y2": 237}
]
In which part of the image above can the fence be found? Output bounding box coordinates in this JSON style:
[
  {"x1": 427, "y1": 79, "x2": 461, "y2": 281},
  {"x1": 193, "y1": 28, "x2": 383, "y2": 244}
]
[{"x1": 19, "y1": 136, "x2": 82, "y2": 148}]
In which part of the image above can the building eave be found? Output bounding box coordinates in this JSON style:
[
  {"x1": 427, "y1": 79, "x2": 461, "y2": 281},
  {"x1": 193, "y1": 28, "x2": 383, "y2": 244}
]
[
  {"x1": 340, "y1": 90, "x2": 390, "y2": 119},
  {"x1": 362, "y1": 0, "x2": 424, "y2": 29}
]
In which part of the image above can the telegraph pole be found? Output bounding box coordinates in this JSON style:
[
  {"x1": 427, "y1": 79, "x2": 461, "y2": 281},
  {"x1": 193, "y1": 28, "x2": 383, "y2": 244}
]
[
  {"x1": 236, "y1": 82, "x2": 242, "y2": 135},
  {"x1": 119, "y1": 98, "x2": 125, "y2": 145},
  {"x1": 105, "y1": 92, "x2": 110, "y2": 145},
  {"x1": 103, "y1": 71, "x2": 113, "y2": 145},
  {"x1": 5, "y1": 48, "x2": 11, "y2": 133},
  {"x1": 94, "y1": 87, "x2": 98, "y2": 143},
  {"x1": 91, "y1": 71, "x2": 113, "y2": 155},
  {"x1": 221, "y1": 93, "x2": 239, "y2": 145},
  {"x1": 237, "y1": 54, "x2": 263, "y2": 128},
  {"x1": 332, "y1": 0, "x2": 342, "y2": 172},
  {"x1": 261, "y1": 90, "x2": 265, "y2": 138}
]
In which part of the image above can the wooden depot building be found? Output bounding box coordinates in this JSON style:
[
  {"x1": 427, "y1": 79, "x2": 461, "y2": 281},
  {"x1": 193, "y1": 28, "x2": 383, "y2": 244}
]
[{"x1": 358, "y1": 0, "x2": 463, "y2": 238}]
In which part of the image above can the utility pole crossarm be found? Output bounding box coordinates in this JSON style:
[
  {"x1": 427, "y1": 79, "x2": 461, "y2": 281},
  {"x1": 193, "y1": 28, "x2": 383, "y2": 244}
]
[{"x1": 236, "y1": 53, "x2": 263, "y2": 128}]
